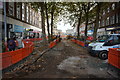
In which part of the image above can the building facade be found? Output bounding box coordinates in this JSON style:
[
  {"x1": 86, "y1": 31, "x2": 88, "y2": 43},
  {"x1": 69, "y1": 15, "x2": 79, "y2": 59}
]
[
  {"x1": 98, "y1": 2, "x2": 120, "y2": 35},
  {"x1": 0, "y1": 2, "x2": 42, "y2": 40},
  {"x1": 79, "y1": 2, "x2": 120, "y2": 36}
]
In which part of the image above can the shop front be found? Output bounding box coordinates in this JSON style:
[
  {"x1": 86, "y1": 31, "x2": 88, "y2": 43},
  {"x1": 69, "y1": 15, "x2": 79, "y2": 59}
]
[
  {"x1": 11, "y1": 25, "x2": 24, "y2": 38},
  {"x1": 106, "y1": 26, "x2": 120, "y2": 34}
]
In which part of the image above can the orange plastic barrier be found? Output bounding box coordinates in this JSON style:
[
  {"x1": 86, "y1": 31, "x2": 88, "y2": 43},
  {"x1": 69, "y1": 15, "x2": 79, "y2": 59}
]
[
  {"x1": 71, "y1": 39, "x2": 85, "y2": 47},
  {"x1": 22, "y1": 47, "x2": 29, "y2": 59},
  {"x1": 24, "y1": 38, "x2": 42, "y2": 42},
  {"x1": 79, "y1": 41, "x2": 85, "y2": 47},
  {"x1": 76, "y1": 40, "x2": 79, "y2": 44},
  {"x1": 49, "y1": 39, "x2": 58, "y2": 48},
  {"x1": 71, "y1": 39, "x2": 75, "y2": 43},
  {"x1": 73, "y1": 39, "x2": 75, "y2": 43},
  {"x1": 0, "y1": 40, "x2": 34, "y2": 70},
  {"x1": 49, "y1": 42, "x2": 54, "y2": 48},
  {"x1": 75, "y1": 40, "x2": 77, "y2": 44},
  {"x1": 0, "y1": 52, "x2": 12, "y2": 70},
  {"x1": 10, "y1": 49, "x2": 23, "y2": 64},
  {"x1": 108, "y1": 48, "x2": 120, "y2": 69}
]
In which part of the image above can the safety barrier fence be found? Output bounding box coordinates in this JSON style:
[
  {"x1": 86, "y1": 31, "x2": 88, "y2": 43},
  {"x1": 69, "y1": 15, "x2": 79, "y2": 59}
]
[
  {"x1": 108, "y1": 48, "x2": 120, "y2": 69},
  {"x1": 49, "y1": 38, "x2": 60, "y2": 48},
  {"x1": 71, "y1": 39, "x2": 85, "y2": 47},
  {"x1": 24, "y1": 38, "x2": 42, "y2": 42},
  {"x1": 0, "y1": 40, "x2": 34, "y2": 70},
  {"x1": 1, "y1": 38, "x2": 59, "y2": 70}
]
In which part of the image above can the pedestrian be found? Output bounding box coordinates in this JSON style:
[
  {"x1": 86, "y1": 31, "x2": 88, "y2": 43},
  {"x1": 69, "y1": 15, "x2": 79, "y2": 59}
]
[
  {"x1": 8, "y1": 38, "x2": 16, "y2": 51},
  {"x1": 16, "y1": 37, "x2": 24, "y2": 49},
  {"x1": 2, "y1": 39, "x2": 6, "y2": 52}
]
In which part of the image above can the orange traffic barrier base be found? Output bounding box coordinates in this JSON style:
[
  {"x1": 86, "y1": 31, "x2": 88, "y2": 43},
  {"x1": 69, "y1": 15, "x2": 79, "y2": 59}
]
[
  {"x1": 49, "y1": 39, "x2": 59, "y2": 48},
  {"x1": 0, "y1": 40, "x2": 34, "y2": 70},
  {"x1": 108, "y1": 48, "x2": 120, "y2": 69},
  {"x1": 71, "y1": 39, "x2": 85, "y2": 47}
]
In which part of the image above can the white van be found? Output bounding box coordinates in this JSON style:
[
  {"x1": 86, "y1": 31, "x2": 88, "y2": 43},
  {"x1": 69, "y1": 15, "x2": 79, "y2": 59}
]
[{"x1": 88, "y1": 34, "x2": 120, "y2": 60}]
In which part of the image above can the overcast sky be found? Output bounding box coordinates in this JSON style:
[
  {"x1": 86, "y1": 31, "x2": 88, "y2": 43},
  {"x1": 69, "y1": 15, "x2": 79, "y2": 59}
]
[{"x1": 57, "y1": 20, "x2": 73, "y2": 32}]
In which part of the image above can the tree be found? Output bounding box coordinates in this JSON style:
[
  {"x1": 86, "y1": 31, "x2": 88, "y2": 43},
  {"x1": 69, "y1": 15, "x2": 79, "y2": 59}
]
[
  {"x1": 82, "y1": 3, "x2": 91, "y2": 41},
  {"x1": 41, "y1": 3, "x2": 47, "y2": 44},
  {"x1": 45, "y1": 2, "x2": 50, "y2": 43},
  {"x1": 64, "y1": 2, "x2": 83, "y2": 39},
  {"x1": 30, "y1": 2, "x2": 47, "y2": 44},
  {"x1": 82, "y1": 2, "x2": 96, "y2": 42},
  {"x1": 50, "y1": 2, "x2": 55, "y2": 39},
  {"x1": 93, "y1": 2, "x2": 101, "y2": 41},
  {"x1": 46, "y1": 2, "x2": 64, "y2": 40}
]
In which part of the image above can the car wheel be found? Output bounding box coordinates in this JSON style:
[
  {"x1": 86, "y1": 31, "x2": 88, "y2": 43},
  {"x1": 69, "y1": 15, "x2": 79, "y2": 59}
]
[{"x1": 98, "y1": 51, "x2": 108, "y2": 60}]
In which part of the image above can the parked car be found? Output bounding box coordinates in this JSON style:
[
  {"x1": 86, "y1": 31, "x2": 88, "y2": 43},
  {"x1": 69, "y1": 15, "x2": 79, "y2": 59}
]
[{"x1": 88, "y1": 34, "x2": 120, "y2": 60}]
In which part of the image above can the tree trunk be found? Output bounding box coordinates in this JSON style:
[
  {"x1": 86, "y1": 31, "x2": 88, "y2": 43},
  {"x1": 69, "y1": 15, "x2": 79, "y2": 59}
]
[
  {"x1": 93, "y1": 3, "x2": 100, "y2": 41},
  {"x1": 77, "y1": 12, "x2": 82, "y2": 39},
  {"x1": 84, "y1": 12, "x2": 88, "y2": 40},
  {"x1": 51, "y1": 3, "x2": 54, "y2": 40},
  {"x1": 84, "y1": 3, "x2": 90, "y2": 42},
  {"x1": 45, "y1": 3, "x2": 50, "y2": 43},
  {"x1": 41, "y1": 3, "x2": 47, "y2": 44}
]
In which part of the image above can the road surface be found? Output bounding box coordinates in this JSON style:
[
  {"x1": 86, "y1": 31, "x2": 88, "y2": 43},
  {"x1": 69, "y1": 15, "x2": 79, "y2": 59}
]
[{"x1": 3, "y1": 40, "x2": 114, "y2": 78}]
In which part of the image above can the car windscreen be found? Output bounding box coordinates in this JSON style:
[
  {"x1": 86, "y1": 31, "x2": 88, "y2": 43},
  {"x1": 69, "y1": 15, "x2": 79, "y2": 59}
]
[{"x1": 97, "y1": 35, "x2": 111, "y2": 42}]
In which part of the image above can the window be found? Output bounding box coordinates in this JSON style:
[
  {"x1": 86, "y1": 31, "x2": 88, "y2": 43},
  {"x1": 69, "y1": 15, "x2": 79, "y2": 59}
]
[
  {"x1": 116, "y1": 13, "x2": 119, "y2": 23},
  {"x1": 26, "y1": 6, "x2": 29, "y2": 22},
  {"x1": 99, "y1": 21, "x2": 100, "y2": 27},
  {"x1": 22, "y1": 3, "x2": 25, "y2": 21},
  {"x1": 118, "y1": 13, "x2": 120, "y2": 23},
  {"x1": 32, "y1": 11, "x2": 35, "y2": 25},
  {"x1": 34, "y1": 13, "x2": 36, "y2": 25},
  {"x1": 116, "y1": 2, "x2": 120, "y2": 8},
  {"x1": 102, "y1": 20, "x2": 105, "y2": 26},
  {"x1": 106, "y1": 17, "x2": 109, "y2": 25},
  {"x1": 103, "y1": 10, "x2": 105, "y2": 15},
  {"x1": 8, "y1": 2, "x2": 14, "y2": 16},
  {"x1": 16, "y1": 3, "x2": 20, "y2": 19},
  {"x1": 110, "y1": 15, "x2": 115, "y2": 24},
  {"x1": 30, "y1": 9, "x2": 32, "y2": 24},
  {"x1": 113, "y1": 35, "x2": 120, "y2": 45},
  {"x1": 107, "y1": 7, "x2": 110, "y2": 13},
  {"x1": 112, "y1": 3, "x2": 115, "y2": 10}
]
